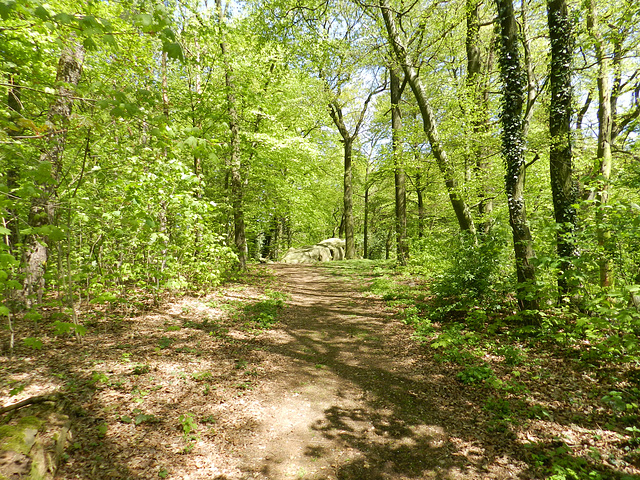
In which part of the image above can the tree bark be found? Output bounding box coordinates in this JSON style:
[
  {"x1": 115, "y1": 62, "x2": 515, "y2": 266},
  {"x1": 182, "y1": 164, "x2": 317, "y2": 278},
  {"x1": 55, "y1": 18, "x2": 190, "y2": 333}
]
[
  {"x1": 6, "y1": 74, "x2": 22, "y2": 248},
  {"x1": 22, "y1": 44, "x2": 84, "y2": 307},
  {"x1": 217, "y1": 0, "x2": 248, "y2": 270},
  {"x1": 379, "y1": 0, "x2": 476, "y2": 238},
  {"x1": 587, "y1": 0, "x2": 613, "y2": 287},
  {"x1": 494, "y1": 0, "x2": 538, "y2": 310},
  {"x1": 343, "y1": 136, "x2": 355, "y2": 259},
  {"x1": 364, "y1": 162, "x2": 370, "y2": 259},
  {"x1": 466, "y1": 0, "x2": 493, "y2": 233},
  {"x1": 547, "y1": 0, "x2": 579, "y2": 298},
  {"x1": 328, "y1": 93, "x2": 376, "y2": 260},
  {"x1": 390, "y1": 67, "x2": 408, "y2": 265},
  {"x1": 415, "y1": 172, "x2": 425, "y2": 238}
]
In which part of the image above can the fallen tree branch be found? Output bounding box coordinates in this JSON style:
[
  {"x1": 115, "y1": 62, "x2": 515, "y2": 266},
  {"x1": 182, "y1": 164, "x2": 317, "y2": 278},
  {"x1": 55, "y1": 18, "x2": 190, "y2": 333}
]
[{"x1": 0, "y1": 393, "x2": 61, "y2": 415}]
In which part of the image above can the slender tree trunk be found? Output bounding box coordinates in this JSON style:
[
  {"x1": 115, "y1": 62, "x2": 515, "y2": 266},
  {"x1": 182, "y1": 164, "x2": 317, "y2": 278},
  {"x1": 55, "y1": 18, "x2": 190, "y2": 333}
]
[
  {"x1": 379, "y1": 0, "x2": 476, "y2": 238},
  {"x1": 217, "y1": 0, "x2": 247, "y2": 270},
  {"x1": 587, "y1": 0, "x2": 613, "y2": 287},
  {"x1": 416, "y1": 172, "x2": 425, "y2": 238},
  {"x1": 364, "y1": 162, "x2": 370, "y2": 259},
  {"x1": 495, "y1": 0, "x2": 538, "y2": 311},
  {"x1": 466, "y1": 0, "x2": 493, "y2": 233},
  {"x1": 22, "y1": 43, "x2": 84, "y2": 307},
  {"x1": 390, "y1": 67, "x2": 408, "y2": 265},
  {"x1": 161, "y1": 51, "x2": 170, "y2": 121},
  {"x1": 547, "y1": 0, "x2": 579, "y2": 298},
  {"x1": 6, "y1": 75, "x2": 22, "y2": 248},
  {"x1": 328, "y1": 94, "x2": 376, "y2": 260},
  {"x1": 343, "y1": 137, "x2": 355, "y2": 259}
]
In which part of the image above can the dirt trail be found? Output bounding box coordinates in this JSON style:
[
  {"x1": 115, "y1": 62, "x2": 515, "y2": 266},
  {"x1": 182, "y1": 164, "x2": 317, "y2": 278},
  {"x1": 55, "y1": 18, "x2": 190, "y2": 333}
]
[
  {"x1": 2, "y1": 263, "x2": 524, "y2": 480},
  {"x1": 231, "y1": 264, "x2": 518, "y2": 480}
]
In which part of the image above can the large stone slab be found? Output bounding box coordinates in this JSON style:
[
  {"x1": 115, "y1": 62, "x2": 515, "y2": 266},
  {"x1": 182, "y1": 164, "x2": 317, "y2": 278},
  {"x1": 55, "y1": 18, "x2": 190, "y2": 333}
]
[
  {"x1": 281, "y1": 238, "x2": 346, "y2": 264},
  {"x1": 0, "y1": 405, "x2": 70, "y2": 480}
]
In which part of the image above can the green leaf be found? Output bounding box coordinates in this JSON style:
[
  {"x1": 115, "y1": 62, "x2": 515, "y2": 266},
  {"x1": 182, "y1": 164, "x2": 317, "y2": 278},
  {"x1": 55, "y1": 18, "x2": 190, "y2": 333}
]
[
  {"x1": 83, "y1": 36, "x2": 98, "y2": 51},
  {"x1": 134, "y1": 13, "x2": 154, "y2": 29},
  {"x1": 163, "y1": 42, "x2": 184, "y2": 62},
  {"x1": 134, "y1": 414, "x2": 155, "y2": 425},
  {"x1": 49, "y1": 226, "x2": 65, "y2": 242},
  {"x1": 79, "y1": 15, "x2": 101, "y2": 32},
  {"x1": 23, "y1": 337, "x2": 43, "y2": 350},
  {"x1": 0, "y1": 0, "x2": 17, "y2": 19},
  {"x1": 102, "y1": 34, "x2": 118, "y2": 49},
  {"x1": 33, "y1": 5, "x2": 50, "y2": 20},
  {"x1": 54, "y1": 12, "x2": 75, "y2": 24},
  {"x1": 0, "y1": 305, "x2": 9, "y2": 316},
  {"x1": 0, "y1": 226, "x2": 10, "y2": 235},
  {"x1": 9, "y1": 384, "x2": 25, "y2": 396}
]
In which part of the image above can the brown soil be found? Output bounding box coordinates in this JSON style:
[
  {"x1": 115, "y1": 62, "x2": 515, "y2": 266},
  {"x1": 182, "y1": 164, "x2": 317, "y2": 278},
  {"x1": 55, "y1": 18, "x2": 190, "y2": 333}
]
[{"x1": 1, "y1": 263, "x2": 638, "y2": 479}]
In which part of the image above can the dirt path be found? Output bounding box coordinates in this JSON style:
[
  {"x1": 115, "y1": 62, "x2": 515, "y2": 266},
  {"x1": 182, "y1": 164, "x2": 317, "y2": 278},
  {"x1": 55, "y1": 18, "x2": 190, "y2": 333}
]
[
  {"x1": 230, "y1": 264, "x2": 519, "y2": 480},
  {"x1": 1, "y1": 263, "x2": 526, "y2": 480}
]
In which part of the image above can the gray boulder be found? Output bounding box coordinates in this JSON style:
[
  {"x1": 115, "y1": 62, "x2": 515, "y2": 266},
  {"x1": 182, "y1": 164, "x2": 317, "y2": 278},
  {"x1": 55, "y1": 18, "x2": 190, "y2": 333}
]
[{"x1": 281, "y1": 238, "x2": 346, "y2": 264}]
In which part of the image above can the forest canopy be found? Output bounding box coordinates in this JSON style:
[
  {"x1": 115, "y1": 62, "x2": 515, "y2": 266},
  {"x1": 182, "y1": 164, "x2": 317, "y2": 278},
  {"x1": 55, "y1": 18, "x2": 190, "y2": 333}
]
[{"x1": 1, "y1": 0, "x2": 640, "y2": 322}]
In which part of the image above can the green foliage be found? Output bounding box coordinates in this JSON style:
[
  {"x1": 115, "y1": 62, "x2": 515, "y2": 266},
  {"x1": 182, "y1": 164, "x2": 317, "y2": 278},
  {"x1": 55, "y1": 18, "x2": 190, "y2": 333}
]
[
  {"x1": 431, "y1": 230, "x2": 512, "y2": 307},
  {"x1": 23, "y1": 337, "x2": 43, "y2": 350},
  {"x1": 457, "y1": 364, "x2": 495, "y2": 384},
  {"x1": 243, "y1": 289, "x2": 289, "y2": 329}
]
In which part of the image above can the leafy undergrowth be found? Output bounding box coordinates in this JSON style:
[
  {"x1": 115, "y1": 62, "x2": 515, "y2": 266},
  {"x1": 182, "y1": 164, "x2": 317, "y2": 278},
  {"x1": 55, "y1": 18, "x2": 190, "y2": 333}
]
[
  {"x1": 0, "y1": 266, "x2": 288, "y2": 479},
  {"x1": 345, "y1": 261, "x2": 640, "y2": 480}
]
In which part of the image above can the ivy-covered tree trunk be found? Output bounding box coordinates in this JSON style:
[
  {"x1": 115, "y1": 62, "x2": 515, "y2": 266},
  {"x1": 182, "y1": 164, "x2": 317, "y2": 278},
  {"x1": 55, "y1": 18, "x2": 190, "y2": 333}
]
[
  {"x1": 379, "y1": 0, "x2": 476, "y2": 238},
  {"x1": 390, "y1": 67, "x2": 408, "y2": 265},
  {"x1": 22, "y1": 43, "x2": 84, "y2": 307},
  {"x1": 494, "y1": 0, "x2": 538, "y2": 311},
  {"x1": 587, "y1": 0, "x2": 613, "y2": 288},
  {"x1": 547, "y1": 0, "x2": 578, "y2": 298}
]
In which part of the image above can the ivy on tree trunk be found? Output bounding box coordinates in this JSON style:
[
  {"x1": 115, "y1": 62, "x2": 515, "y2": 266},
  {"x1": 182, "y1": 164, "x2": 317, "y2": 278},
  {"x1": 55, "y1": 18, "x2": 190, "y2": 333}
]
[
  {"x1": 547, "y1": 0, "x2": 579, "y2": 298},
  {"x1": 494, "y1": 0, "x2": 538, "y2": 311}
]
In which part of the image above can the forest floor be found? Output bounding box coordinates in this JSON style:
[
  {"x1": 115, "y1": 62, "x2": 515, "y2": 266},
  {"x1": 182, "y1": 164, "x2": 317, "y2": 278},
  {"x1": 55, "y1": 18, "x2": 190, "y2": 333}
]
[{"x1": 1, "y1": 262, "x2": 640, "y2": 479}]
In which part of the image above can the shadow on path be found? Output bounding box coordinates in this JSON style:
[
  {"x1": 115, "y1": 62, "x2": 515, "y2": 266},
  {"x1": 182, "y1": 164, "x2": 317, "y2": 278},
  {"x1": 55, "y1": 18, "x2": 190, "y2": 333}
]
[{"x1": 237, "y1": 264, "x2": 520, "y2": 480}]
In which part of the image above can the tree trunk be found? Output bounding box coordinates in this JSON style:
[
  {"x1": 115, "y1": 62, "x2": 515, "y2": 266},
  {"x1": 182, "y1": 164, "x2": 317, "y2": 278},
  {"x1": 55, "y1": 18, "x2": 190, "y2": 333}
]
[
  {"x1": 217, "y1": 0, "x2": 248, "y2": 270},
  {"x1": 6, "y1": 74, "x2": 22, "y2": 248},
  {"x1": 547, "y1": 0, "x2": 579, "y2": 298},
  {"x1": 328, "y1": 95, "x2": 375, "y2": 260},
  {"x1": 587, "y1": 0, "x2": 613, "y2": 287},
  {"x1": 379, "y1": 0, "x2": 476, "y2": 238},
  {"x1": 495, "y1": 0, "x2": 538, "y2": 311},
  {"x1": 390, "y1": 67, "x2": 408, "y2": 265},
  {"x1": 22, "y1": 44, "x2": 84, "y2": 307},
  {"x1": 343, "y1": 137, "x2": 356, "y2": 259},
  {"x1": 466, "y1": 0, "x2": 493, "y2": 233},
  {"x1": 416, "y1": 172, "x2": 425, "y2": 238},
  {"x1": 364, "y1": 163, "x2": 370, "y2": 259}
]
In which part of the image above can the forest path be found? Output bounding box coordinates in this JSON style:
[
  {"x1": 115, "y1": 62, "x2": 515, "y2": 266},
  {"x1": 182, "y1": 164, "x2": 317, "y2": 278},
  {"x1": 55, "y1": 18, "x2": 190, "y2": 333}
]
[
  {"x1": 232, "y1": 263, "x2": 515, "y2": 479},
  {"x1": 2, "y1": 263, "x2": 522, "y2": 480}
]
